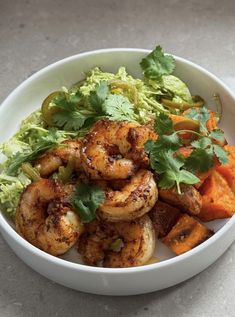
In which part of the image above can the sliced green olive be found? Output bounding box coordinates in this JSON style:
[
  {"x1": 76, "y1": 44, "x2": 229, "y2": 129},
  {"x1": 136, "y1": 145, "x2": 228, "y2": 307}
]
[
  {"x1": 109, "y1": 80, "x2": 138, "y2": 105},
  {"x1": 21, "y1": 162, "x2": 41, "y2": 181},
  {"x1": 173, "y1": 118, "x2": 200, "y2": 132},
  {"x1": 162, "y1": 95, "x2": 204, "y2": 110},
  {"x1": 57, "y1": 157, "x2": 76, "y2": 184},
  {"x1": 41, "y1": 91, "x2": 61, "y2": 126}
]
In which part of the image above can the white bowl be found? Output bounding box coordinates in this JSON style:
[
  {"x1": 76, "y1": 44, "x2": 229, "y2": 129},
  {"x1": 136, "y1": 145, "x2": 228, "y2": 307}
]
[{"x1": 0, "y1": 49, "x2": 235, "y2": 296}]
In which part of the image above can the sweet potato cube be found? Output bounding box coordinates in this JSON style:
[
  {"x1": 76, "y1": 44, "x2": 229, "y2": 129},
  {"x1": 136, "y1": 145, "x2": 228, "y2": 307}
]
[
  {"x1": 149, "y1": 201, "x2": 181, "y2": 238},
  {"x1": 159, "y1": 184, "x2": 202, "y2": 215},
  {"x1": 162, "y1": 214, "x2": 213, "y2": 255},
  {"x1": 198, "y1": 170, "x2": 235, "y2": 221},
  {"x1": 216, "y1": 145, "x2": 235, "y2": 194}
]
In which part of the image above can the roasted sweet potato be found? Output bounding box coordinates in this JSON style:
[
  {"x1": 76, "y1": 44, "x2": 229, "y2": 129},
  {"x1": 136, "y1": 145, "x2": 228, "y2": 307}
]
[
  {"x1": 206, "y1": 111, "x2": 218, "y2": 132},
  {"x1": 159, "y1": 184, "x2": 202, "y2": 215},
  {"x1": 162, "y1": 214, "x2": 214, "y2": 255},
  {"x1": 216, "y1": 145, "x2": 235, "y2": 193},
  {"x1": 198, "y1": 170, "x2": 235, "y2": 221},
  {"x1": 149, "y1": 201, "x2": 181, "y2": 238}
]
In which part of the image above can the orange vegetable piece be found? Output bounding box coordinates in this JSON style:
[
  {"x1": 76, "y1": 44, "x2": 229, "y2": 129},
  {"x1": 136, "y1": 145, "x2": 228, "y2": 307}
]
[
  {"x1": 198, "y1": 170, "x2": 235, "y2": 221},
  {"x1": 162, "y1": 214, "x2": 213, "y2": 255},
  {"x1": 206, "y1": 111, "x2": 218, "y2": 132},
  {"x1": 216, "y1": 145, "x2": 235, "y2": 193}
]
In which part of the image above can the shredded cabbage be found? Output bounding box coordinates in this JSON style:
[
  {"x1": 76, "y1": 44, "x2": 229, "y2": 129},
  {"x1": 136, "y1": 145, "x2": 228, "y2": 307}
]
[
  {"x1": 0, "y1": 172, "x2": 31, "y2": 218},
  {"x1": 75, "y1": 67, "x2": 167, "y2": 123}
]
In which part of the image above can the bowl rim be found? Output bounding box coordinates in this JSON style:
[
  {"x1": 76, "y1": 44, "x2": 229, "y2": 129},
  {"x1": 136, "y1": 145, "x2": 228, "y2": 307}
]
[{"x1": 0, "y1": 47, "x2": 235, "y2": 274}]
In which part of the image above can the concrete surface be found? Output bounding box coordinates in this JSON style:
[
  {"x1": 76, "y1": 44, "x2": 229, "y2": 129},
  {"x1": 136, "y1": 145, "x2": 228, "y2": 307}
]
[{"x1": 0, "y1": 0, "x2": 235, "y2": 316}]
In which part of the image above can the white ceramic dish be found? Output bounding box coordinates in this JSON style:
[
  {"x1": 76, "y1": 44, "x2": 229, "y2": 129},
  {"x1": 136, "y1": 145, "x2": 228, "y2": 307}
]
[{"x1": 0, "y1": 49, "x2": 235, "y2": 296}]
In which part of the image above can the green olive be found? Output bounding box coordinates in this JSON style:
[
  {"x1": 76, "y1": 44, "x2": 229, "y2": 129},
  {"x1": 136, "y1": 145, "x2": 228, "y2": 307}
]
[
  {"x1": 173, "y1": 118, "x2": 200, "y2": 132},
  {"x1": 41, "y1": 91, "x2": 61, "y2": 126},
  {"x1": 162, "y1": 95, "x2": 204, "y2": 110}
]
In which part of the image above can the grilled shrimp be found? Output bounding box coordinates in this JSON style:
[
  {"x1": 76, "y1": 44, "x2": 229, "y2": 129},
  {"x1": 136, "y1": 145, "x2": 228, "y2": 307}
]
[
  {"x1": 78, "y1": 215, "x2": 156, "y2": 268},
  {"x1": 98, "y1": 169, "x2": 158, "y2": 222},
  {"x1": 81, "y1": 120, "x2": 156, "y2": 180},
  {"x1": 35, "y1": 139, "x2": 82, "y2": 177},
  {"x1": 16, "y1": 179, "x2": 83, "y2": 256}
]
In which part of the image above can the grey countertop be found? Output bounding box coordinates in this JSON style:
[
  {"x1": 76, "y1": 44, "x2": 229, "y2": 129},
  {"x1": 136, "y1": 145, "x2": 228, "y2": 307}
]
[{"x1": 0, "y1": 0, "x2": 235, "y2": 316}]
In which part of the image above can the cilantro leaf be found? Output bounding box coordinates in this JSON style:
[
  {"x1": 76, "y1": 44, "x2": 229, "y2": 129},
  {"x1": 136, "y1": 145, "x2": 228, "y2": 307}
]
[
  {"x1": 103, "y1": 94, "x2": 135, "y2": 121},
  {"x1": 186, "y1": 107, "x2": 210, "y2": 133},
  {"x1": 72, "y1": 183, "x2": 105, "y2": 223},
  {"x1": 53, "y1": 110, "x2": 86, "y2": 131},
  {"x1": 185, "y1": 148, "x2": 214, "y2": 173},
  {"x1": 7, "y1": 128, "x2": 64, "y2": 175},
  {"x1": 213, "y1": 144, "x2": 228, "y2": 165},
  {"x1": 89, "y1": 81, "x2": 109, "y2": 113},
  {"x1": 209, "y1": 129, "x2": 225, "y2": 142},
  {"x1": 153, "y1": 134, "x2": 182, "y2": 151},
  {"x1": 191, "y1": 137, "x2": 212, "y2": 149},
  {"x1": 52, "y1": 91, "x2": 87, "y2": 131},
  {"x1": 153, "y1": 150, "x2": 199, "y2": 192},
  {"x1": 154, "y1": 112, "x2": 174, "y2": 135},
  {"x1": 53, "y1": 91, "x2": 83, "y2": 111},
  {"x1": 140, "y1": 46, "x2": 175, "y2": 79},
  {"x1": 158, "y1": 170, "x2": 176, "y2": 189},
  {"x1": 178, "y1": 169, "x2": 200, "y2": 184},
  {"x1": 144, "y1": 140, "x2": 155, "y2": 154}
]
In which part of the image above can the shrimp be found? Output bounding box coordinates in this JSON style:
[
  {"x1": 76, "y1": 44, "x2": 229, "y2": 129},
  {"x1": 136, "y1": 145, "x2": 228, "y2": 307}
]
[
  {"x1": 78, "y1": 215, "x2": 156, "y2": 268},
  {"x1": 81, "y1": 120, "x2": 156, "y2": 180},
  {"x1": 34, "y1": 139, "x2": 82, "y2": 177},
  {"x1": 98, "y1": 169, "x2": 158, "y2": 222},
  {"x1": 16, "y1": 179, "x2": 83, "y2": 256}
]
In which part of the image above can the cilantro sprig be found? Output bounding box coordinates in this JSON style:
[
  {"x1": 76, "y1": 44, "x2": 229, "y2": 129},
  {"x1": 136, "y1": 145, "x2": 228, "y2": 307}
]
[
  {"x1": 145, "y1": 112, "x2": 228, "y2": 193},
  {"x1": 145, "y1": 113, "x2": 199, "y2": 193},
  {"x1": 140, "y1": 46, "x2": 175, "y2": 79},
  {"x1": 186, "y1": 106, "x2": 210, "y2": 133},
  {"x1": 71, "y1": 183, "x2": 105, "y2": 223},
  {"x1": 52, "y1": 92, "x2": 87, "y2": 131},
  {"x1": 49, "y1": 81, "x2": 135, "y2": 132}
]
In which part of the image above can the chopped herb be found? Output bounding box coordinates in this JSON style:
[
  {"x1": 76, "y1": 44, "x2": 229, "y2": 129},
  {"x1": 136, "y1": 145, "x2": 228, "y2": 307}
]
[
  {"x1": 52, "y1": 91, "x2": 88, "y2": 131},
  {"x1": 140, "y1": 45, "x2": 175, "y2": 79},
  {"x1": 72, "y1": 183, "x2": 105, "y2": 223},
  {"x1": 103, "y1": 94, "x2": 135, "y2": 121},
  {"x1": 154, "y1": 112, "x2": 174, "y2": 135},
  {"x1": 89, "y1": 81, "x2": 109, "y2": 113},
  {"x1": 186, "y1": 106, "x2": 210, "y2": 133},
  {"x1": 145, "y1": 111, "x2": 228, "y2": 193},
  {"x1": 209, "y1": 129, "x2": 225, "y2": 142},
  {"x1": 213, "y1": 144, "x2": 228, "y2": 165},
  {"x1": 185, "y1": 148, "x2": 214, "y2": 173}
]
